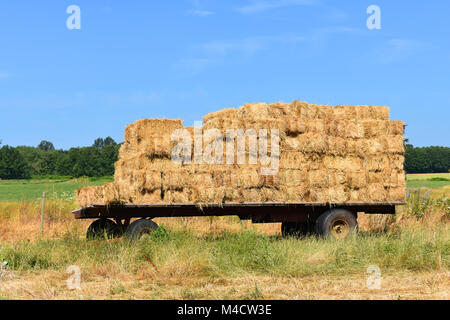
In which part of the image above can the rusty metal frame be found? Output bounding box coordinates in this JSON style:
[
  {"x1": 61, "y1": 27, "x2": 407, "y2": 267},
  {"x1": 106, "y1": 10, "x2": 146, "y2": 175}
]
[{"x1": 72, "y1": 202, "x2": 403, "y2": 223}]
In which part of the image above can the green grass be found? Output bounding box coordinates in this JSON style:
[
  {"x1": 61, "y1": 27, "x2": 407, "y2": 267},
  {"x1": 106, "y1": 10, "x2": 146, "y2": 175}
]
[
  {"x1": 407, "y1": 173, "x2": 450, "y2": 181},
  {"x1": 406, "y1": 173, "x2": 450, "y2": 190},
  {"x1": 0, "y1": 227, "x2": 447, "y2": 277},
  {"x1": 0, "y1": 176, "x2": 113, "y2": 202}
]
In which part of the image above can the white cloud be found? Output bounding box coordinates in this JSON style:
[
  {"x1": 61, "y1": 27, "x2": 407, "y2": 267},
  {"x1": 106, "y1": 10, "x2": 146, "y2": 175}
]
[
  {"x1": 186, "y1": 0, "x2": 215, "y2": 16},
  {"x1": 187, "y1": 9, "x2": 214, "y2": 16},
  {"x1": 236, "y1": 0, "x2": 317, "y2": 14}
]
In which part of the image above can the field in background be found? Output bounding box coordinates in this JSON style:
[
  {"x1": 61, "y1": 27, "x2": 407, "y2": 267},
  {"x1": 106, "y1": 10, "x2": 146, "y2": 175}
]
[
  {"x1": 407, "y1": 173, "x2": 450, "y2": 197},
  {"x1": 0, "y1": 176, "x2": 113, "y2": 202}
]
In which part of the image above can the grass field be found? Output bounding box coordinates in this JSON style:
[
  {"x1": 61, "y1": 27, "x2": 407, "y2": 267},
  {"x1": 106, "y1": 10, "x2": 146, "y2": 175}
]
[
  {"x1": 0, "y1": 177, "x2": 113, "y2": 202},
  {"x1": 0, "y1": 174, "x2": 448, "y2": 300},
  {"x1": 406, "y1": 173, "x2": 450, "y2": 197}
]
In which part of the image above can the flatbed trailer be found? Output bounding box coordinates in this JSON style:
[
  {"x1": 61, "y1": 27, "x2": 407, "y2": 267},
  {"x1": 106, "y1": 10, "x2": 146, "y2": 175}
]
[{"x1": 73, "y1": 201, "x2": 404, "y2": 240}]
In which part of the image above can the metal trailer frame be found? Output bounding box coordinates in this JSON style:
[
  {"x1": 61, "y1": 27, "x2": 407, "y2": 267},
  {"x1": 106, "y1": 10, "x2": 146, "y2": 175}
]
[{"x1": 73, "y1": 201, "x2": 403, "y2": 232}]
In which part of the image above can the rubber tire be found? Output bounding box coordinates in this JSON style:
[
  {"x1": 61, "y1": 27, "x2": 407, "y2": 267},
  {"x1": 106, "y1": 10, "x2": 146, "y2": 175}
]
[
  {"x1": 86, "y1": 219, "x2": 121, "y2": 240},
  {"x1": 315, "y1": 209, "x2": 358, "y2": 239},
  {"x1": 281, "y1": 222, "x2": 309, "y2": 238},
  {"x1": 125, "y1": 219, "x2": 158, "y2": 240}
]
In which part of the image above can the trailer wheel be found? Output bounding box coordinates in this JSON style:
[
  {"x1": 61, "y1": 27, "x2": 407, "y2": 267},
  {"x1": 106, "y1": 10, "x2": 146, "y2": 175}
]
[
  {"x1": 86, "y1": 219, "x2": 121, "y2": 240},
  {"x1": 125, "y1": 219, "x2": 158, "y2": 240},
  {"x1": 315, "y1": 209, "x2": 357, "y2": 240},
  {"x1": 281, "y1": 222, "x2": 309, "y2": 237}
]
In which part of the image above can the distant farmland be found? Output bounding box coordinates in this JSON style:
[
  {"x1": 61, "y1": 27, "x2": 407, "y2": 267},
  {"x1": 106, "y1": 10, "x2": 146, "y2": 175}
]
[{"x1": 0, "y1": 176, "x2": 113, "y2": 202}]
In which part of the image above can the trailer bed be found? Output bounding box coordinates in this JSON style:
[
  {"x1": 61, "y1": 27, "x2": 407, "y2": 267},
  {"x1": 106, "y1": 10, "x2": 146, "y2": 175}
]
[{"x1": 73, "y1": 202, "x2": 404, "y2": 223}]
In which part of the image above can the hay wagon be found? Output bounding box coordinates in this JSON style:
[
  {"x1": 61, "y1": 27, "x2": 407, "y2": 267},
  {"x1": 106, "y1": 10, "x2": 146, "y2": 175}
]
[
  {"x1": 72, "y1": 201, "x2": 403, "y2": 240},
  {"x1": 74, "y1": 101, "x2": 407, "y2": 241}
]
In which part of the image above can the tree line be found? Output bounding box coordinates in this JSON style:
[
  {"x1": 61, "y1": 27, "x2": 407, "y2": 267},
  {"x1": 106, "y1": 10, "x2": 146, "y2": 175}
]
[
  {"x1": 0, "y1": 138, "x2": 120, "y2": 179},
  {"x1": 0, "y1": 139, "x2": 448, "y2": 179},
  {"x1": 404, "y1": 144, "x2": 450, "y2": 174}
]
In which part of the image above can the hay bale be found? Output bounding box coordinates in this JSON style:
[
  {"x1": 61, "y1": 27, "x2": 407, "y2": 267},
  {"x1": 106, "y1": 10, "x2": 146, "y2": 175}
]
[
  {"x1": 203, "y1": 108, "x2": 237, "y2": 124},
  {"x1": 77, "y1": 99, "x2": 405, "y2": 207},
  {"x1": 235, "y1": 102, "x2": 289, "y2": 119},
  {"x1": 131, "y1": 119, "x2": 183, "y2": 142},
  {"x1": 345, "y1": 171, "x2": 368, "y2": 189},
  {"x1": 322, "y1": 155, "x2": 362, "y2": 170},
  {"x1": 284, "y1": 133, "x2": 327, "y2": 153}
]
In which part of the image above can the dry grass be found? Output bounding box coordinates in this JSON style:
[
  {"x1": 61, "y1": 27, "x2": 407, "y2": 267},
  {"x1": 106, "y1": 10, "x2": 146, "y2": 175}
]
[
  {"x1": 0, "y1": 193, "x2": 448, "y2": 300},
  {"x1": 1, "y1": 271, "x2": 448, "y2": 300}
]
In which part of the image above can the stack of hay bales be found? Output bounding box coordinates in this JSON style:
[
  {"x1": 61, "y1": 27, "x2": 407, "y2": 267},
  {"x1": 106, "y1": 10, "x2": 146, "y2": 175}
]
[{"x1": 76, "y1": 101, "x2": 406, "y2": 206}]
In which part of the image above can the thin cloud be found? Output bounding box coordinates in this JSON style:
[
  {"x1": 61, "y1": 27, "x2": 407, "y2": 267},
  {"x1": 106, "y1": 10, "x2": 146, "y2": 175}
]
[
  {"x1": 236, "y1": 0, "x2": 318, "y2": 14},
  {"x1": 0, "y1": 72, "x2": 10, "y2": 78},
  {"x1": 171, "y1": 34, "x2": 306, "y2": 78},
  {"x1": 200, "y1": 34, "x2": 306, "y2": 56},
  {"x1": 186, "y1": 0, "x2": 215, "y2": 16},
  {"x1": 374, "y1": 39, "x2": 426, "y2": 63},
  {"x1": 187, "y1": 9, "x2": 215, "y2": 16},
  {"x1": 172, "y1": 58, "x2": 214, "y2": 77}
]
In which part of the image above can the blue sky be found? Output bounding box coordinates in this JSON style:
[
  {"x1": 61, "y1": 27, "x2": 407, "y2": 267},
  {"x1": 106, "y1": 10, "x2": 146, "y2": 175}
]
[{"x1": 0, "y1": 0, "x2": 449, "y2": 149}]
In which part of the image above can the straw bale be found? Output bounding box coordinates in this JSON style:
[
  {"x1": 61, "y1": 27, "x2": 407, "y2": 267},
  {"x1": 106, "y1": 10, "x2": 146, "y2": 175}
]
[
  {"x1": 281, "y1": 186, "x2": 308, "y2": 202},
  {"x1": 191, "y1": 186, "x2": 226, "y2": 203},
  {"x1": 239, "y1": 188, "x2": 264, "y2": 203},
  {"x1": 309, "y1": 185, "x2": 349, "y2": 203},
  {"x1": 307, "y1": 170, "x2": 331, "y2": 188},
  {"x1": 101, "y1": 183, "x2": 122, "y2": 204},
  {"x1": 287, "y1": 101, "x2": 333, "y2": 119},
  {"x1": 387, "y1": 121, "x2": 405, "y2": 135},
  {"x1": 362, "y1": 120, "x2": 389, "y2": 138},
  {"x1": 203, "y1": 108, "x2": 237, "y2": 124},
  {"x1": 326, "y1": 136, "x2": 348, "y2": 156},
  {"x1": 382, "y1": 135, "x2": 405, "y2": 154},
  {"x1": 362, "y1": 155, "x2": 390, "y2": 171},
  {"x1": 279, "y1": 152, "x2": 309, "y2": 169},
  {"x1": 163, "y1": 189, "x2": 191, "y2": 203},
  {"x1": 284, "y1": 133, "x2": 327, "y2": 153},
  {"x1": 228, "y1": 168, "x2": 264, "y2": 188},
  {"x1": 76, "y1": 186, "x2": 104, "y2": 207},
  {"x1": 322, "y1": 155, "x2": 362, "y2": 170},
  {"x1": 389, "y1": 155, "x2": 405, "y2": 170},
  {"x1": 369, "y1": 106, "x2": 390, "y2": 120},
  {"x1": 367, "y1": 170, "x2": 388, "y2": 185},
  {"x1": 203, "y1": 118, "x2": 285, "y2": 135},
  {"x1": 189, "y1": 172, "x2": 214, "y2": 187},
  {"x1": 77, "y1": 99, "x2": 405, "y2": 206},
  {"x1": 235, "y1": 102, "x2": 289, "y2": 119},
  {"x1": 135, "y1": 119, "x2": 183, "y2": 139},
  {"x1": 387, "y1": 187, "x2": 406, "y2": 202},
  {"x1": 366, "y1": 183, "x2": 387, "y2": 202},
  {"x1": 332, "y1": 105, "x2": 390, "y2": 120},
  {"x1": 138, "y1": 190, "x2": 162, "y2": 203},
  {"x1": 280, "y1": 169, "x2": 307, "y2": 187},
  {"x1": 162, "y1": 169, "x2": 194, "y2": 190},
  {"x1": 345, "y1": 170, "x2": 368, "y2": 189}
]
